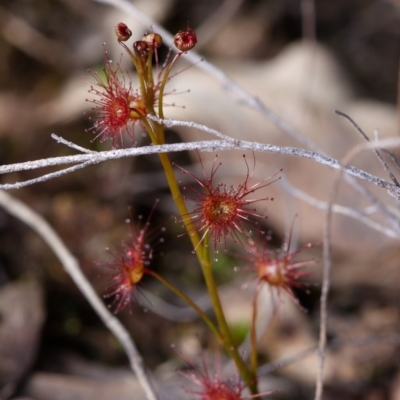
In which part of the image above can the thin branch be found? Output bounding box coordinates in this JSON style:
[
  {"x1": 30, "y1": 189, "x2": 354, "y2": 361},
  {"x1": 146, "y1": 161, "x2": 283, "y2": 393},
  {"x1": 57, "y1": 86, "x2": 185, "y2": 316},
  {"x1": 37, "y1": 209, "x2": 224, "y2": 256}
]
[
  {"x1": 2, "y1": 138, "x2": 400, "y2": 198},
  {"x1": 333, "y1": 112, "x2": 400, "y2": 224},
  {"x1": 343, "y1": 170, "x2": 400, "y2": 229},
  {"x1": 281, "y1": 177, "x2": 400, "y2": 239},
  {"x1": 315, "y1": 137, "x2": 400, "y2": 400},
  {"x1": 195, "y1": 0, "x2": 244, "y2": 50},
  {"x1": 140, "y1": 290, "x2": 208, "y2": 322},
  {"x1": 151, "y1": 113, "x2": 400, "y2": 227},
  {"x1": 0, "y1": 5, "x2": 75, "y2": 71},
  {"x1": 146, "y1": 115, "x2": 236, "y2": 142},
  {"x1": 140, "y1": 277, "x2": 253, "y2": 323},
  {"x1": 335, "y1": 110, "x2": 400, "y2": 187},
  {"x1": 301, "y1": 0, "x2": 316, "y2": 42},
  {"x1": 259, "y1": 345, "x2": 317, "y2": 376},
  {"x1": 0, "y1": 161, "x2": 94, "y2": 190},
  {"x1": 259, "y1": 333, "x2": 400, "y2": 376},
  {"x1": 334, "y1": 113, "x2": 400, "y2": 225},
  {"x1": 52, "y1": 133, "x2": 98, "y2": 154},
  {"x1": 397, "y1": 56, "x2": 400, "y2": 135},
  {"x1": 373, "y1": 129, "x2": 400, "y2": 174},
  {"x1": 0, "y1": 190, "x2": 159, "y2": 400}
]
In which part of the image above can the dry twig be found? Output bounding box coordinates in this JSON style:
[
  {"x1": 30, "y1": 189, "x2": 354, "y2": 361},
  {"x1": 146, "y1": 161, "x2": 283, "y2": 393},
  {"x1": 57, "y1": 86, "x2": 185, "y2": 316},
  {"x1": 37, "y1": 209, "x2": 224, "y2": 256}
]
[
  {"x1": 0, "y1": 190, "x2": 159, "y2": 400},
  {"x1": 315, "y1": 137, "x2": 400, "y2": 400}
]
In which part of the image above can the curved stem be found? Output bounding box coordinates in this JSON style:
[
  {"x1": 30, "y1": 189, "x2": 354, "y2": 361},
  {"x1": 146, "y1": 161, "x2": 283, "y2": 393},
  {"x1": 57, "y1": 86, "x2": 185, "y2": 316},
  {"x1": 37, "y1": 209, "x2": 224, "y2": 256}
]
[
  {"x1": 158, "y1": 53, "x2": 181, "y2": 119},
  {"x1": 140, "y1": 116, "x2": 158, "y2": 144},
  {"x1": 118, "y1": 41, "x2": 147, "y2": 99},
  {"x1": 147, "y1": 270, "x2": 221, "y2": 340}
]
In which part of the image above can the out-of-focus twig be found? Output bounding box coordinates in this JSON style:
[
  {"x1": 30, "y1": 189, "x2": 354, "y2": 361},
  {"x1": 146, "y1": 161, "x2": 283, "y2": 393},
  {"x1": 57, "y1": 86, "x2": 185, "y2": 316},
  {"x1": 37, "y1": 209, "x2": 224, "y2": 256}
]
[
  {"x1": 315, "y1": 138, "x2": 400, "y2": 400},
  {"x1": 0, "y1": 190, "x2": 159, "y2": 400},
  {"x1": 0, "y1": 5, "x2": 75, "y2": 71},
  {"x1": 301, "y1": 0, "x2": 316, "y2": 42},
  {"x1": 146, "y1": 115, "x2": 236, "y2": 141},
  {"x1": 398, "y1": 58, "x2": 400, "y2": 134},
  {"x1": 335, "y1": 110, "x2": 400, "y2": 187},
  {"x1": 52, "y1": 134, "x2": 98, "y2": 154},
  {"x1": 260, "y1": 333, "x2": 400, "y2": 376},
  {"x1": 195, "y1": 0, "x2": 244, "y2": 50},
  {"x1": 281, "y1": 177, "x2": 400, "y2": 239}
]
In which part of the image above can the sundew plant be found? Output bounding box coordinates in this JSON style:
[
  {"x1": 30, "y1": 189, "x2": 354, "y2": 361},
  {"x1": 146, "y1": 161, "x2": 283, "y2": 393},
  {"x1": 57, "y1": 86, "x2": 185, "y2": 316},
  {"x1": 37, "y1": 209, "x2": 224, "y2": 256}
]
[
  {"x1": 86, "y1": 23, "x2": 309, "y2": 396},
  {"x1": 2, "y1": 7, "x2": 400, "y2": 400}
]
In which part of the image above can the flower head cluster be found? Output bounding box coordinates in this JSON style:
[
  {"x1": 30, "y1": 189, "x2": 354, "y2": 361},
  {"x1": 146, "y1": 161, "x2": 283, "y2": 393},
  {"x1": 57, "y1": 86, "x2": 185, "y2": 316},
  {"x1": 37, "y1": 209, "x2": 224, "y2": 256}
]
[
  {"x1": 175, "y1": 153, "x2": 281, "y2": 250},
  {"x1": 85, "y1": 51, "x2": 146, "y2": 147},
  {"x1": 245, "y1": 220, "x2": 315, "y2": 310},
  {"x1": 180, "y1": 353, "x2": 254, "y2": 400},
  {"x1": 85, "y1": 23, "x2": 197, "y2": 148},
  {"x1": 102, "y1": 202, "x2": 161, "y2": 313}
]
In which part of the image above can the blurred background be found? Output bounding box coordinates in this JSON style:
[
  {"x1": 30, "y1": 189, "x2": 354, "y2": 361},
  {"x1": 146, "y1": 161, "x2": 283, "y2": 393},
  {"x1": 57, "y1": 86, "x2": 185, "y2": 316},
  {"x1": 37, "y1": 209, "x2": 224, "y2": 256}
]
[{"x1": 1, "y1": 0, "x2": 400, "y2": 399}]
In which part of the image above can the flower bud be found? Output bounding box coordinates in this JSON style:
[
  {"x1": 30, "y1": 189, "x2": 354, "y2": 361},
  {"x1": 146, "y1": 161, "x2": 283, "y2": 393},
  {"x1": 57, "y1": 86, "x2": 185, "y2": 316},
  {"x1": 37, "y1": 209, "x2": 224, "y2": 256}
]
[
  {"x1": 142, "y1": 33, "x2": 162, "y2": 49},
  {"x1": 133, "y1": 40, "x2": 148, "y2": 58},
  {"x1": 115, "y1": 22, "x2": 132, "y2": 41},
  {"x1": 174, "y1": 27, "x2": 197, "y2": 52}
]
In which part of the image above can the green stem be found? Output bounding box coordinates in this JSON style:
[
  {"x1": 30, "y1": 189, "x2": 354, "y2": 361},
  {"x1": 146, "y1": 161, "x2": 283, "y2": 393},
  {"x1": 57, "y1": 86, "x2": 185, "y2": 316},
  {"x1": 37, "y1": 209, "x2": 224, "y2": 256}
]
[
  {"x1": 144, "y1": 47, "x2": 156, "y2": 114},
  {"x1": 140, "y1": 117, "x2": 158, "y2": 145},
  {"x1": 149, "y1": 123, "x2": 203, "y2": 253},
  {"x1": 146, "y1": 47, "x2": 155, "y2": 88},
  {"x1": 250, "y1": 289, "x2": 259, "y2": 374},
  {"x1": 157, "y1": 53, "x2": 181, "y2": 119},
  {"x1": 118, "y1": 41, "x2": 147, "y2": 100},
  {"x1": 158, "y1": 152, "x2": 201, "y2": 249},
  {"x1": 147, "y1": 270, "x2": 221, "y2": 340},
  {"x1": 141, "y1": 86, "x2": 258, "y2": 392},
  {"x1": 146, "y1": 121, "x2": 258, "y2": 394},
  {"x1": 199, "y1": 240, "x2": 258, "y2": 394}
]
